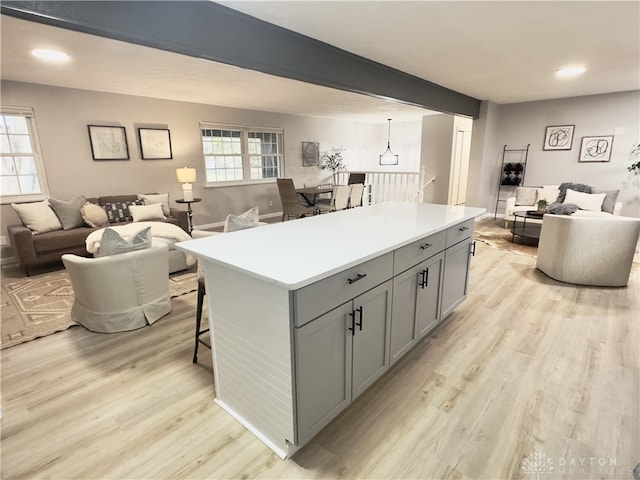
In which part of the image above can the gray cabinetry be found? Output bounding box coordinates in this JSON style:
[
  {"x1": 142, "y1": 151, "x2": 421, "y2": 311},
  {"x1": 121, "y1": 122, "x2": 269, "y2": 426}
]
[
  {"x1": 295, "y1": 280, "x2": 392, "y2": 445},
  {"x1": 441, "y1": 236, "x2": 474, "y2": 319}
]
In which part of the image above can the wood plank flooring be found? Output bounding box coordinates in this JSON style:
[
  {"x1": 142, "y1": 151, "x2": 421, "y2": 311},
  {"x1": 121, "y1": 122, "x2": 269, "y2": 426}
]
[{"x1": 1, "y1": 233, "x2": 638, "y2": 479}]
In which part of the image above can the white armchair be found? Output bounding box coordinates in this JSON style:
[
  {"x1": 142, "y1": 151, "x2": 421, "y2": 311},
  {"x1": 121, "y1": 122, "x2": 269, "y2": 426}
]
[
  {"x1": 62, "y1": 245, "x2": 172, "y2": 333},
  {"x1": 536, "y1": 215, "x2": 640, "y2": 287}
]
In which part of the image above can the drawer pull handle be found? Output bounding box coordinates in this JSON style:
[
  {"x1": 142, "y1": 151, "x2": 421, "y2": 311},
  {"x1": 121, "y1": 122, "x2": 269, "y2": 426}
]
[
  {"x1": 470, "y1": 241, "x2": 476, "y2": 257},
  {"x1": 348, "y1": 311, "x2": 356, "y2": 336},
  {"x1": 420, "y1": 243, "x2": 433, "y2": 250},
  {"x1": 347, "y1": 273, "x2": 367, "y2": 284},
  {"x1": 459, "y1": 226, "x2": 469, "y2": 232}
]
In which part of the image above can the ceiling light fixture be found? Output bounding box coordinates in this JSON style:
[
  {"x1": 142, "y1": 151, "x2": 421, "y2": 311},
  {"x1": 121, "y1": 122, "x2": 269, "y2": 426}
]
[
  {"x1": 31, "y1": 48, "x2": 70, "y2": 62},
  {"x1": 555, "y1": 66, "x2": 586, "y2": 78},
  {"x1": 379, "y1": 118, "x2": 398, "y2": 165}
]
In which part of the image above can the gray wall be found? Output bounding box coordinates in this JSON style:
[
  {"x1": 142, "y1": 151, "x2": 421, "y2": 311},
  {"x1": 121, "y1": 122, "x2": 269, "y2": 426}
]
[
  {"x1": 420, "y1": 114, "x2": 454, "y2": 204},
  {"x1": 469, "y1": 91, "x2": 640, "y2": 217}
]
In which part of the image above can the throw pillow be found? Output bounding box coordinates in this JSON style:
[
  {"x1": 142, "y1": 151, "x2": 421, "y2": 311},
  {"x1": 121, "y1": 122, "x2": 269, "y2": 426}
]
[
  {"x1": 129, "y1": 203, "x2": 166, "y2": 222},
  {"x1": 591, "y1": 188, "x2": 619, "y2": 214},
  {"x1": 224, "y1": 206, "x2": 260, "y2": 232},
  {"x1": 98, "y1": 226, "x2": 152, "y2": 256},
  {"x1": 564, "y1": 189, "x2": 606, "y2": 212},
  {"x1": 556, "y1": 182, "x2": 592, "y2": 203},
  {"x1": 137, "y1": 193, "x2": 170, "y2": 217},
  {"x1": 536, "y1": 187, "x2": 560, "y2": 204},
  {"x1": 547, "y1": 202, "x2": 579, "y2": 215},
  {"x1": 81, "y1": 202, "x2": 109, "y2": 228},
  {"x1": 515, "y1": 187, "x2": 537, "y2": 206},
  {"x1": 11, "y1": 200, "x2": 62, "y2": 234},
  {"x1": 49, "y1": 195, "x2": 87, "y2": 230},
  {"x1": 102, "y1": 200, "x2": 143, "y2": 223}
]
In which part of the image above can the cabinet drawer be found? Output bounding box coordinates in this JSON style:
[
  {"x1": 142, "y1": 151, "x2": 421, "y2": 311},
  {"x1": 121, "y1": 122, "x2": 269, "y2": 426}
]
[
  {"x1": 446, "y1": 219, "x2": 475, "y2": 247},
  {"x1": 294, "y1": 252, "x2": 393, "y2": 327},
  {"x1": 393, "y1": 230, "x2": 446, "y2": 275}
]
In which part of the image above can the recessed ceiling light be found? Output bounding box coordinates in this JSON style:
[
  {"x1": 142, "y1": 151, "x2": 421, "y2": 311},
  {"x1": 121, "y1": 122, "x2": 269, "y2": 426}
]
[
  {"x1": 31, "y1": 48, "x2": 70, "y2": 62},
  {"x1": 556, "y1": 66, "x2": 586, "y2": 78}
]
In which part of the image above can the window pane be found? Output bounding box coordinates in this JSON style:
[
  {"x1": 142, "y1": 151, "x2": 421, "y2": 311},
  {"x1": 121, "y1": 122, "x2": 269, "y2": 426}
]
[
  {"x1": 1, "y1": 175, "x2": 20, "y2": 195},
  {"x1": 9, "y1": 134, "x2": 33, "y2": 154},
  {"x1": 0, "y1": 157, "x2": 16, "y2": 175},
  {"x1": 4, "y1": 116, "x2": 28, "y2": 135},
  {"x1": 1, "y1": 112, "x2": 44, "y2": 198},
  {"x1": 15, "y1": 157, "x2": 36, "y2": 175},
  {"x1": 18, "y1": 174, "x2": 40, "y2": 194},
  {"x1": 0, "y1": 134, "x2": 10, "y2": 152}
]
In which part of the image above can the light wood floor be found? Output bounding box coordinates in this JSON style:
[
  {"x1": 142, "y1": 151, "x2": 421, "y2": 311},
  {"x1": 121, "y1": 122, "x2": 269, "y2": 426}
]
[{"x1": 2, "y1": 227, "x2": 638, "y2": 479}]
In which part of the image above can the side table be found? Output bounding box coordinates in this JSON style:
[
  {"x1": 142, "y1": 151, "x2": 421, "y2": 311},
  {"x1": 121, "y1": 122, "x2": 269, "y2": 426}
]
[{"x1": 175, "y1": 198, "x2": 201, "y2": 234}]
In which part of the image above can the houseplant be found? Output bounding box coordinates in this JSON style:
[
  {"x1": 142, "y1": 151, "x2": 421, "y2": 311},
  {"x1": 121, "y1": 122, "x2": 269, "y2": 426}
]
[
  {"x1": 537, "y1": 199, "x2": 548, "y2": 212},
  {"x1": 321, "y1": 146, "x2": 346, "y2": 185},
  {"x1": 628, "y1": 143, "x2": 640, "y2": 175}
]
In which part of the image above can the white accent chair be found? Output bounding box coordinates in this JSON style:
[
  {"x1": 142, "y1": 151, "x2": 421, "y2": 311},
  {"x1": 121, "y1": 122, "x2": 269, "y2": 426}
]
[
  {"x1": 316, "y1": 185, "x2": 351, "y2": 213},
  {"x1": 536, "y1": 215, "x2": 640, "y2": 287},
  {"x1": 62, "y1": 245, "x2": 172, "y2": 333}
]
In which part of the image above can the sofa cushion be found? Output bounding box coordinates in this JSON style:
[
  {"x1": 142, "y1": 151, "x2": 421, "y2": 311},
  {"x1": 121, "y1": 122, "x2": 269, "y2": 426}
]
[
  {"x1": 515, "y1": 187, "x2": 537, "y2": 206},
  {"x1": 536, "y1": 187, "x2": 560, "y2": 204},
  {"x1": 97, "y1": 226, "x2": 152, "y2": 256},
  {"x1": 103, "y1": 200, "x2": 143, "y2": 223},
  {"x1": 11, "y1": 200, "x2": 62, "y2": 234},
  {"x1": 130, "y1": 203, "x2": 166, "y2": 222},
  {"x1": 224, "y1": 206, "x2": 259, "y2": 232},
  {"x1": 49, "y1": 196, "x2": 87, "y2": 230},
  {"x1": 591, "y1": 188, "x2": 620, "y2": 214},
  {"x1": 137, "y1": 193, "x2": 170, "y2": 216},
  {"x1": 564, "y1": 189, "x2": 606, "y2": 212},
  {"x1": 32, "y1": 226, "x2": 97, "y2": 254},
  {"x1": 81, "y1": 202, "x2": 109, "y2": 228}
]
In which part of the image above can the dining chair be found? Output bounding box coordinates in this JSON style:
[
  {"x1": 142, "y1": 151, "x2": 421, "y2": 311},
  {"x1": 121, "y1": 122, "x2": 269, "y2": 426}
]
[
  {"x1": 317, "y1": 185, "x2": 350, "y2": 213},
  {"x1": 348, "y1": 183, "x2": 365, "y2": 208},
  {"x1": 347, "y1": 172, "x2": 366, "y2": 185},
  {"x1": 276, "y1": 178, "x2": 317, "y2": 221}
]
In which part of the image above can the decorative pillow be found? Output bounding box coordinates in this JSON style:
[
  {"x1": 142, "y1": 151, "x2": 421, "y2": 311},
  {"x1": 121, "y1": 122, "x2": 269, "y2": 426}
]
[
  {"x1": 97, "y1": 226, "x2": 152, "y2": 256},
  {"x1": 556, "y1": 182, "x2": 591, "y2": 203},
  {"x1": 129, "y1": 203, "x2": 166, "y2": 222},
  {"x1": 564, "y1": 189, "x2": 606, "y2": 212},
  {"x1": 49, "y1": 195, "x2": 87, "y2": 230},
  {"x1": 591, "y1": 188, "x2": 619, "y2": 214},
  {"x1": 536, "y1": 187, "x2": 560, "y2": 205},
  {"x1": 515, "y1": 187, "x2": 537, "y2": 206},
  {"x1": 11, "y1": 200, "x2": 62, "y2": 234},
  {"x1": 81, "y1": 202, "x2": 109, "y2": 228},
  {"x1": 137, "y1": 193, "x2": 170, "y2": 217},
  {"x1": 224, "y1": 206, "x2": 259, "y2": 232},
  {"x1": 547, "y1": 202, "x2": 579, "y2": 215},
  {"x1": 102, "y1": 200, "x2": 143, "y2": 223}
]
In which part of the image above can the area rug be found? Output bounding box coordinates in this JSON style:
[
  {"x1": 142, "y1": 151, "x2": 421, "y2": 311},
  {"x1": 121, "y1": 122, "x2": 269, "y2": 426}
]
[
  {"x1": 474, "y1": 217, "x2": 539, "y2": 257},
  {"x1": 1, "y1": 266, "x2": 198, "y2": 350}
]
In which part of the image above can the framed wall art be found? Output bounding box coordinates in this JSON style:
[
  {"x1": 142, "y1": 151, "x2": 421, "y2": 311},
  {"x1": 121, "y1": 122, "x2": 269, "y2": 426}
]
[
  {"x1": 543, "y1": 125, "x2": 575, "y2": 150},
  {"x1": 87, "y1": 125, "x2": 129, "y2": 160},
  {"x1": 302, "y1": 141, "x2": 320, "y2": 166},
  {"x1": 578, "y1": 135, "x2": 614, "y2": 163},
  {"x1": 138, "y1": 128, "x2": 173, "y2": 159}
]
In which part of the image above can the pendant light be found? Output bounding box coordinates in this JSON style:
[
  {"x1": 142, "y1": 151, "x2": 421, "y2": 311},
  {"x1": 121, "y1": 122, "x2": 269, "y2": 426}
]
[{"x1": 379, "y1": 118, "x2": 399, "y2": 165}]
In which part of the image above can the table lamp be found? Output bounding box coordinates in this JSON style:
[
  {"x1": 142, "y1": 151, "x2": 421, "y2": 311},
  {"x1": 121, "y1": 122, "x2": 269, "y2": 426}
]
[{"x1": 176, "y1": 167, "x2": 196, "y2": 201}]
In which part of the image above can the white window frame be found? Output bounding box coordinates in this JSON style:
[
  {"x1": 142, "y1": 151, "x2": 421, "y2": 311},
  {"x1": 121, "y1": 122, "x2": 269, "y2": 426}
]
[
  {"x1": 1, "y1": 106, "x2": 50, "y2": 204},
  {"x1": 200, "y1": 122, "x2": 284, "y2": 187}
]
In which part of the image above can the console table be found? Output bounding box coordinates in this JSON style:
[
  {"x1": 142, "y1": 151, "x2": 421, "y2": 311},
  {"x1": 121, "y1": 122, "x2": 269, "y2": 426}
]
[{"x1": 176, "y1": 202, "x2": 485, "y2": 458}]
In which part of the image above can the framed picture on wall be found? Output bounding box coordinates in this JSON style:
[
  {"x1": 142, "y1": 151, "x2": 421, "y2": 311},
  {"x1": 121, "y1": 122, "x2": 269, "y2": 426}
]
[
  {"x1": 543, "y1": 125, "x2": 575, "y2": 150},
  {"x1": 87, "y1": 125, "x2": 129, "y2": 160},
  {"x1": 138, "y1": 128, "x2": 173, "y2": 159},
  {"x1": 578, "y1": 135, "x2": 614, "y2": 162},
  {"x1": 302, "y1": 141, "x2": 320, "y2": 166}
]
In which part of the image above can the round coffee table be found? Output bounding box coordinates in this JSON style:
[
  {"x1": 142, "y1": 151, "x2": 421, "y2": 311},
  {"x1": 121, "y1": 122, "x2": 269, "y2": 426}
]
[{"x1": 511, "y1": 210, "x2": 544, "y2": 244}]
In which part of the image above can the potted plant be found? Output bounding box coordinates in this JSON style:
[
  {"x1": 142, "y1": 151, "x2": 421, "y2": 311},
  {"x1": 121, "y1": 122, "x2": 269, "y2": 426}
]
[
  {"x1": 537, "y1": 199, "x2": 548, "y2": 212},
  {"x1": 321, "y1": 146, "x2": 346, "y2": 185},
  {"x1": 628, "y1": 143, "x2": 640, "y2": 175}
]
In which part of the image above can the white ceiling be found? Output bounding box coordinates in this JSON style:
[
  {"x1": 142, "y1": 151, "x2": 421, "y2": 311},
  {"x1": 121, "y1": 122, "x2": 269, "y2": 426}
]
[{"x1": 2, "y1": 1, "x2": 639, "y2": 124}]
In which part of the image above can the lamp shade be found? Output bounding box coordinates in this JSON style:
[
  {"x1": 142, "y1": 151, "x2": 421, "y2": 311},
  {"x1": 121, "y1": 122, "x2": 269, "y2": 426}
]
[{"x1": 176, "y1": 167, "x2": 196, "y2": 183}]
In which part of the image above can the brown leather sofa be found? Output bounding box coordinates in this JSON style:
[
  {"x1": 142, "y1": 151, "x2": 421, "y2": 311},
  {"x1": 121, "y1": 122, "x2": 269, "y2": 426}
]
[{"x1": 7, "y1": 194, "x2": 189, "y2": 275}]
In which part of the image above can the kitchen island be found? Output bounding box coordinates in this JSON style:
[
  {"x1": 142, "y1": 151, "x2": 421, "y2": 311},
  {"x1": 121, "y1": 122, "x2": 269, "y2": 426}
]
[{"x1": 176, "y1": 201, "x2": 485, "y2": 458}]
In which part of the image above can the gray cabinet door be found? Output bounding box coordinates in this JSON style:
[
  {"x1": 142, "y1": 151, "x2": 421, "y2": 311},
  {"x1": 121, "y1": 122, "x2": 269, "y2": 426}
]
[
  {"x1": 295, "y1": 301, "x2": 353, "y2": 445},
  {"x1": 441, "y1": 238, "x2": 472, "y2": 319},
  {"x1": 352, "y1": 280, "x2": 392, "y2": 399},
  {"x1": 390, "y1": 265, "x2": 420, "y2": 365},
  {"x1": 416, "y1": 252, "x2": 445, "y2": 337}
]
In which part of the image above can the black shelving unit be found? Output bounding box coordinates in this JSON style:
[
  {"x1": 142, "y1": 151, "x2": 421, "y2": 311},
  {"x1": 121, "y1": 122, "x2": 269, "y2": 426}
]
[{"x1": 494, "y1": 144, "x2": 530, "y2": 219}]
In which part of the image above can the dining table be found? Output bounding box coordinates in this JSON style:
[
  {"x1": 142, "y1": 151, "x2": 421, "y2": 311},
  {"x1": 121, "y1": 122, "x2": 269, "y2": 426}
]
[{"x1": 295, "y1": 186, "x2": 334, "y2": 206}]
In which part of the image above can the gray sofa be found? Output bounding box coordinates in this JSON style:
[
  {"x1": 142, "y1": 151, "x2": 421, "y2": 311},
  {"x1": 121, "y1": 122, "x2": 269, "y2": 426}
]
[{"x1": 7, "y1": 194, "x2": 188, "y2": 275}]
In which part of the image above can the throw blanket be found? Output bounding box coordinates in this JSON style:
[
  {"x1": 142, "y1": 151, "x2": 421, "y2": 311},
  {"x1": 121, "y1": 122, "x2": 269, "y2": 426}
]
[
  {"x1": 85, "y1": 221, "x2": 195, "y2": 267},
  {"x1": 547, "y1": 182, "x2": 592, "y2": 216}
]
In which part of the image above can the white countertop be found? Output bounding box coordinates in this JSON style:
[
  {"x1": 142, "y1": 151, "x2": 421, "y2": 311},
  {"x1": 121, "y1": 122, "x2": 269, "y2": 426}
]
[{"x1": 176, "y1": 202, "x2": 486, "y2": 289}]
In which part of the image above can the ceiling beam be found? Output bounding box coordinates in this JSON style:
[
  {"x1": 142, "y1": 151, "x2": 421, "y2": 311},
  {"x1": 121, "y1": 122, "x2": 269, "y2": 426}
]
[{"x1": 2, "y1": 0, "x2": 481, "y2": 119}]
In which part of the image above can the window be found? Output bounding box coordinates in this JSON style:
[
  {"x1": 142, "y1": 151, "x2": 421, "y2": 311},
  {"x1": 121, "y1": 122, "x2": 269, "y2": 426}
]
[
  {"x1": 201, "y1": 123, "x2": 283, "y2": 185},
  {"x1": 1, "y1": 107, "x2": 48, "y2": 203}
]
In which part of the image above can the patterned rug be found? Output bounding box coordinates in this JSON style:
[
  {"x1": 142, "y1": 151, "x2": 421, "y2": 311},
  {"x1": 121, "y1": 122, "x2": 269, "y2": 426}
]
[
  {"x1": 473, "y1": 217, "x2": 539, "y2": 257},
  {"x1": 1, "y1": 266, "x2": 198, "y2": 350}
]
